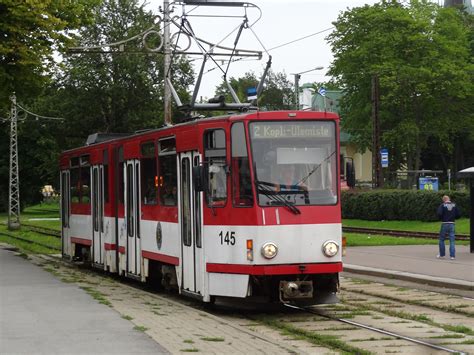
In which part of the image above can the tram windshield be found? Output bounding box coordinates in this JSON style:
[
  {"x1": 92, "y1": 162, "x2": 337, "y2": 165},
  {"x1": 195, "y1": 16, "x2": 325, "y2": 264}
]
[{"x1": 249, "y1": 121, "x2": 337, "y2": 207}]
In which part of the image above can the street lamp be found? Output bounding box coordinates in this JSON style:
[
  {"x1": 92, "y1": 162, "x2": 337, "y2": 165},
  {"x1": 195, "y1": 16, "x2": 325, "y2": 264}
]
[{"x1": 291, "y1": 66, "x2": 324, "y2": 110}]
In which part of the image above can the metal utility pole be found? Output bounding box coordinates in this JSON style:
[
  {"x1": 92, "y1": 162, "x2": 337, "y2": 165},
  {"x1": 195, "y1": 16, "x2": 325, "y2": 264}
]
[
  {"x1": 163, "y1": 0, "x2": 172, "y2": 125},
  {"x1": 291, "y1": 66, "x2": 324, "y2": 110},
  {"x1": 8, "y1": 93, "x2": 20, "y2": 230},
  {"x1": 371, "y1": 74, "x2": 383, "y2": 188},
  {"x1": 293, "y1": 74, "x2": 300, "y2": 110}
]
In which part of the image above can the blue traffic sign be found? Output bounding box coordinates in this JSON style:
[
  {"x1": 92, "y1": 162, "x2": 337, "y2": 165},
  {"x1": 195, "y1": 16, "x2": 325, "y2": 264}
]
[{"x1": 380, "y1": 148, "x2": 388, "y2": 168}]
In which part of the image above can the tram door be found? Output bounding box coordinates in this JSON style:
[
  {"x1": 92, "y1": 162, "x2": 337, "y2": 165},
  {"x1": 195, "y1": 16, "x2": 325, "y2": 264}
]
[
  {"x1": 60, "y1": 170, "x2": 71, "y2": 256},
  {"x1": 124, "y1": 160, "x2": 141, "y2": 276},
  {"x1": 91, "y1": 165, "x2": 104, "y2": 265},
  {"x1": 179, "y1": 152, "x2": 203, "y2": 294}
]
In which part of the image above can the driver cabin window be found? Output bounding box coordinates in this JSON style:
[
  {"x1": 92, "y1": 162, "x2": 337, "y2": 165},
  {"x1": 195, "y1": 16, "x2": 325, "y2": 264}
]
[
  {"x1": 231, "y1": 122, "x2": 253, "y2": 207},
  {"x1": 204, "y1": 129, "x2": 227, "y2": 207}
]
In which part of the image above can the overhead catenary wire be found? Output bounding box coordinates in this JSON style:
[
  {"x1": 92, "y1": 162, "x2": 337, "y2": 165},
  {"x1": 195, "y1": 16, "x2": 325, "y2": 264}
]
[
  {"x1": 267, "y1": 27, "x2": 334, "y2": 52},
  {"x1": 15, "y1": 103, "x2": 64, "y2": 121},
  {"x1": 202, "y1": 26, "x2": 334, "y2": 75}
]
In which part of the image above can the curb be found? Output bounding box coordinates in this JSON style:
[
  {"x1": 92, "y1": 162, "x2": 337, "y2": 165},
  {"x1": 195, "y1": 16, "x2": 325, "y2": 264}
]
[{"x1": 343, "y1": 264, "x2": 474, "y2": 291}]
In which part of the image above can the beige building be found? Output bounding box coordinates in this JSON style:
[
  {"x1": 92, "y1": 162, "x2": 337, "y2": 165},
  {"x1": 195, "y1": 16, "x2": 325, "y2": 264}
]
[{"x1": 340, "y1": 133, "x2": 373, "y2": 183}]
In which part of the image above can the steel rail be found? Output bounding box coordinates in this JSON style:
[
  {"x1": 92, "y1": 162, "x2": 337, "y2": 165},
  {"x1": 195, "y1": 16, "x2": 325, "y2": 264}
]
[
  {"x1": 284, "y1": 304, "x2": 466, "y2": 355},
  {"x1": 343, "y1": 226, "x2": 469, "y2": 241},
  {"x1": 21, "y1": 223, "x2": 61, "y2": 238}
]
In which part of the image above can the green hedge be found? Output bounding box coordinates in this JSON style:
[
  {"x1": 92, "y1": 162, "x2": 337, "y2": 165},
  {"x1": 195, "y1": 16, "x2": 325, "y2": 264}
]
[{"x1": 341, "y1": 190, "x2": 470, "y2": 221}]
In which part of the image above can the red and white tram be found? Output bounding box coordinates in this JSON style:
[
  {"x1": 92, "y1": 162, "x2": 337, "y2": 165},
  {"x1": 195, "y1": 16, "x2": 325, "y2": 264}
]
[{"x1": 60, "y1": 110, "x2": 344, "y2": 304}]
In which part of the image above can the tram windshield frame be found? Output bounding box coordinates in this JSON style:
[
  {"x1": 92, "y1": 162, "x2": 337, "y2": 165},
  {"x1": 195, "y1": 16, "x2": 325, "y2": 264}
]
[{"x1": 248, "y1": 120, "x2": 338, "y2": 207}]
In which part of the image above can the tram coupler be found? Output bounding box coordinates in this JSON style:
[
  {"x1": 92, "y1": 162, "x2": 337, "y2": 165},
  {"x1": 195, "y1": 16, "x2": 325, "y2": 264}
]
[{"x1": 279, "y1": 280, "x2": 313, "y2": 302}]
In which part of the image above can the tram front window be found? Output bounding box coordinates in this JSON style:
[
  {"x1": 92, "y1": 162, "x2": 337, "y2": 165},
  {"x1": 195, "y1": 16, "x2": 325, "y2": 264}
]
[{"x1": 249, "y1": 121, "x2": 337, "y2": 206}]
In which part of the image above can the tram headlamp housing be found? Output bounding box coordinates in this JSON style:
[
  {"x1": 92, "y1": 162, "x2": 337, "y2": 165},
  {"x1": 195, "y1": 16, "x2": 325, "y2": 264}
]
[
  {"x1": 261, "y1": 242, "x2": 278, "y2": 259},
  {"x1": 322, "y1": 240, "x2": 339, "y2": 257}
]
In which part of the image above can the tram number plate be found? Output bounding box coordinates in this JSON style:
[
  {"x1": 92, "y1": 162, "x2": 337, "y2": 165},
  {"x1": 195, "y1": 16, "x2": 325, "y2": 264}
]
[{"x1": 219, "y1": 231, "x2": 235, "y2": 246}]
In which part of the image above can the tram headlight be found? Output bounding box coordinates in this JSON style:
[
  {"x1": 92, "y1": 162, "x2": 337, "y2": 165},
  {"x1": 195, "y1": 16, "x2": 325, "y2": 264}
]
[
  {"x1": 261, "y1": 242, "x2": 278, "y2": 259},
  {"x1": 322, "y1": 240, "x2": 339, "y2": 257}
]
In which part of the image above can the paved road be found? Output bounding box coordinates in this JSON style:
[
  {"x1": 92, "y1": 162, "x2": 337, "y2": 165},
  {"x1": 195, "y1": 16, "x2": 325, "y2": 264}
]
[
  {"x1": 343, "y1": 244, "x2": 474, "y2": 290},
  {"x1": 0, "y1": 247, "x2": 168, "y2": 354}
]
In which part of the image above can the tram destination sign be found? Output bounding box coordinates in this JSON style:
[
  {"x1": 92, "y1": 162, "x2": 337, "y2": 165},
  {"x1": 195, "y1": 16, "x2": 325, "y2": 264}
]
[{"x1": 251, "y1": 123, "x2": 333, "y2": 139}]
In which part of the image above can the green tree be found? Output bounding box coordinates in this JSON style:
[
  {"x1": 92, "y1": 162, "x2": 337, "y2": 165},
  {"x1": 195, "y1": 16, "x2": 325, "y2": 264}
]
[
  {"x1": 214, "y1": 70, "x2": 295, "y2": 111},
  {"x1": 0, "y1": 0, "x2": 100, "y2": 108},
  {"x1": 47, "y1": 0, "x2": 193, "y2": 145},
  {"x1": 327, "y1": 1, "x2": 473, "y2": 175},
  {"x1": 0, "y1": 0, "x2": 195, "y2": 211},
  {"x1": 0, "y1": 0, "x2": 100, "y2": 211}
]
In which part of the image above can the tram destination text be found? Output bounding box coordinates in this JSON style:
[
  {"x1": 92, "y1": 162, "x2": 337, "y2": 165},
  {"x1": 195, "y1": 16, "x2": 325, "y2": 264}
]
[{"x1": 251, "y1": 123, "x2": 332, "y2": 139}]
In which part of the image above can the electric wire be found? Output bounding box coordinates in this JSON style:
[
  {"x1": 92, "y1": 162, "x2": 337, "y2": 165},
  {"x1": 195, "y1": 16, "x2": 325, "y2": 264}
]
[
  {"x1": 203, "y1": 26, "x2": 334, "y2": 75},
  {"x1": 267, "y1": 27, "x2": 334, "y2": 52},
  {"x1": 15, "y1": 103, "x2": 64, "y2": 121}
]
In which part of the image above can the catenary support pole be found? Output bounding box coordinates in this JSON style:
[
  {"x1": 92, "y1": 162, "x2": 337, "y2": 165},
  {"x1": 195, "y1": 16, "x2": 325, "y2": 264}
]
[
  {"x1": 371, "y1": 74, "x2": 382, "y2": 188},
  {"x1": 163, "y1": 0, "x2": 172, "y2": 125},
  {"x1": 8, "y1": 93, "x2": 20, "y2": 230},
  {"x1": 294, "y1": 74, "x2": 300, "y2": 110}
]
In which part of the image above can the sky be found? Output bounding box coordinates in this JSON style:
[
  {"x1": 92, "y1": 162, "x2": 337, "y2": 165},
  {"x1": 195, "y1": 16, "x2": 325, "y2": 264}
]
[{"x1": 144, "y1": 0, "x2": 441, "y2": 98}]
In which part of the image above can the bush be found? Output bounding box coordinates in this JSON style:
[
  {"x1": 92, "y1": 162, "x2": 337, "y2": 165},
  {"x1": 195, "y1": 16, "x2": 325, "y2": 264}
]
[{"x1": 342, "y1": 189, "x2": 470, "y2": 221}]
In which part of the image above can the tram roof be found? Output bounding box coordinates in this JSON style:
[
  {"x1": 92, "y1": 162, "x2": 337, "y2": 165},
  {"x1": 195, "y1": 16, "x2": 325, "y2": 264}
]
[{"x1": 60, "y1": 110, "x2": 339, "y2": 156}]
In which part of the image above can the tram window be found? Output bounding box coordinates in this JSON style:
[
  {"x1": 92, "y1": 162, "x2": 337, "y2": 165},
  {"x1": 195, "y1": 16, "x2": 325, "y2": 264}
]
[
  {"x1": 181, "y1": 158, "x2": 192, "y2": 246},
  {"x1": 141, "y1": 142, "x2": 157, "y2": 205},
  {"x1": 103, "y1": 149, "x2": 109, "y2": 203},
  {"x1": 103, "y1": 165, "x2": 109, "y2": 203},
  {"x1": 231, "y1": 122, "x2": 253, "y2": 207},
  {"x1": 70, "y1": 161, "x2": 90, "y2": 204},
  {"x1": 70, "y1": 157, "x2": 79, "y2": 168},
  {"x1": 158, "y1": 137, "x2": 177, "y2": 206},
  {"x1": 80, "y1": 155, "x2": 90, "y2": 166},
  {"x1": 81, "y1": 167, "x2": 91, "y2": 203},
  {"x1": 70, "y1": 167, "x2": 80, "y2": 203},
  {"x1": 158, "y1": 137, "x2": 176, "y2": 154},
  {"x1": 204, "y1": 129, "x2": 227, "y2": 207},
  {"x1": 118, "y1": 146, "x2": 124, "y2": 204},
  {"x1": 118, "y1": 162, "x2": 124, "y2": 204}
]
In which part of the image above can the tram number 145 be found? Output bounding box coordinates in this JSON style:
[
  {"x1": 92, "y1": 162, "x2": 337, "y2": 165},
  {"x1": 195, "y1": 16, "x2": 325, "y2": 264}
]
[{"x1": 219, "y1": 231, "x2": 236, "y2": 246}]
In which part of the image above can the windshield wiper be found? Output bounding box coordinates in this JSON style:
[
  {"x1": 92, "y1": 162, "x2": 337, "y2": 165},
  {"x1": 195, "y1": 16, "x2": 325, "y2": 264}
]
[
  {"x1": 255, "y1": 180, "x2": 301, "y2": 215},
  {"x1": 297, "y1": 150, "x2": 337, "y2": 186}
]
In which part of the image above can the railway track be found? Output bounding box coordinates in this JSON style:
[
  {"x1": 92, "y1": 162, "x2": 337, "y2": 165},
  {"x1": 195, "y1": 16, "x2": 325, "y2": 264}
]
[
  {"x1": 284, "y1": 303, "x2": 467, "y2": 355},
  {"x1": 21, "y1": 223, "x2": 61, "y2": 238},
  {"x1": 343, "y1": 226, "x2": 470, "y2": 240},
  {"x1": 19, "y1": 223, "x2": 471, "y2": 241},
  {"x1": 0, "y1": 230, "x2": 61, "y2": 251}
]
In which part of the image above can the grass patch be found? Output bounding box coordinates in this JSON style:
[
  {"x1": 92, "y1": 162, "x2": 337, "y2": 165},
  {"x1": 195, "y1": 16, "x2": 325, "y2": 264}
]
[
  {"x1": 180, "y1": 348, "x2": 199, "y2": 352},
  {"x1": 343, "y1": 298, "x2": 474, "y2": 336},
  {"x1": 428, "y1": 334, "x2": 465, "y2": 339},
  {"x1": 121, "y1": 315, "x2": 133, "y2": 320},
  {"x1": 351, "y1": 336, "x2": 393, "y2": 342},
  {"x1": 343, "y1": 218, "x2": 470, "y2": 235},
  {"x1": 344, "y1": 233, "x2": 469, "y2": 246},
  {"x1": 80, "y1": 286, "x2": 111, "y2": 306},
  {"x1": 183, "y1": 339, "x2": 194, "y2": 344},
  {"x1": 133, "y1": 325, "x2": 149, "y2": 332},
  {"x1": 343, "y1": 287, "x2": 474, "y2": 317},
  {"x1": 256, "y1": 317, "x2": 371, "y2": 355},
  {"x1": 200, "y1": 337, "x2": 224, "y2": 342}
]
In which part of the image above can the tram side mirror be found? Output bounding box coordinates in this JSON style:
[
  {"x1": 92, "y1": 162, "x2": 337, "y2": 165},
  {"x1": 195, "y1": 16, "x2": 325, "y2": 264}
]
[
  {"x1": 346, "y1": 160, "x2": 356, "y2": 188},
  {"x1": 193, "y1": 165, "x2": 207, "y2": 192}
]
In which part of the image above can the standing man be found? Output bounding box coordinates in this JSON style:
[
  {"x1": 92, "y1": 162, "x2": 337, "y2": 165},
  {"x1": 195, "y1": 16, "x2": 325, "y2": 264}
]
[{"x1": 437, "y1": 195, "x2": 461, "y2": 260}]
